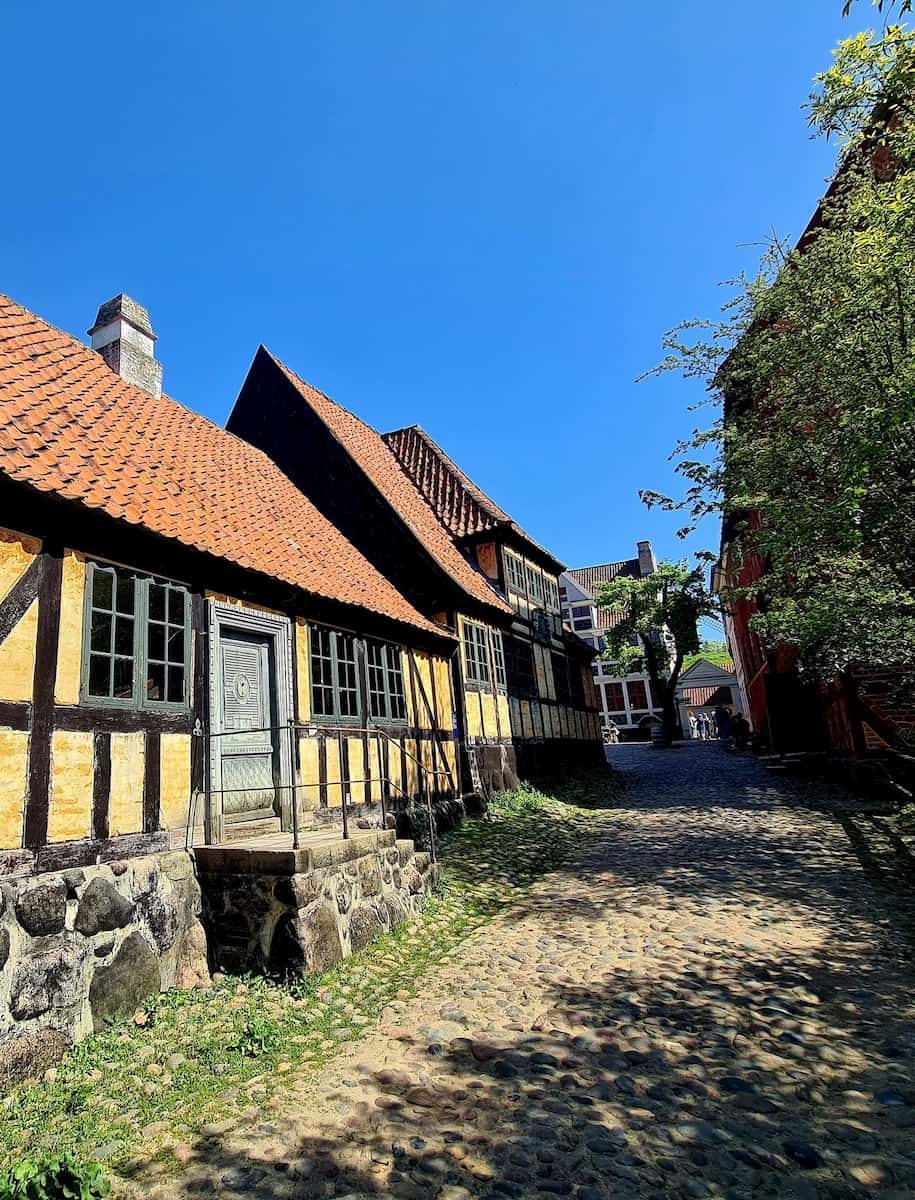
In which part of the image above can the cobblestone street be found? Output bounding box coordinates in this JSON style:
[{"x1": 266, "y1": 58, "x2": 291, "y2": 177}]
[{"x1": 153, "y1": 745, "x2": 915, "y2": 1200}]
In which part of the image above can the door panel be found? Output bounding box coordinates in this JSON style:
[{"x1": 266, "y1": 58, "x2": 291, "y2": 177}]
[{"x1": 219, "y1": 632, "x2": 278, "y2": 820}]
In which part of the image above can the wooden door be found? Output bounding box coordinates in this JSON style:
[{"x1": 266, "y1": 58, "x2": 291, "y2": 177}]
[{"x1": 218, "y1": 630, "x2": 279, "y2": 821}]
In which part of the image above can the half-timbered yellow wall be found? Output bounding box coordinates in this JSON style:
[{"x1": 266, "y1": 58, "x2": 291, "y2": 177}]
[
  {"x1": 0, "y1": 529, "x2": 40, "y2": 848},
  {"x1": 456, "y1": 613, "x2": 510, "y2": 743},
  {"x1": 0, "y1": 527, "x2": 457, "y2": 858}
]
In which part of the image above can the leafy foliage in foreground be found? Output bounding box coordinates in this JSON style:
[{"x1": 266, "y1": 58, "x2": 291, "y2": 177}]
[
  {"x1": 0, "y1": 770, "x2": 620, "y2": 1180},
  {"x1": 0, "y1": 1154, "x2": 109, "y2": 1200},
  {"x1": 642, "y1": 24, "x2": 915, "y2": 683}
]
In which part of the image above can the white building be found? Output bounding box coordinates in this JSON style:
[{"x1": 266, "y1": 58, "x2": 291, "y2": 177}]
[
  {"x1": 674, "y1": 657, "x2": 740, "y2": 737},
  {"x1": 561, "y1": 542, "x2": 665, "y2": 740}
]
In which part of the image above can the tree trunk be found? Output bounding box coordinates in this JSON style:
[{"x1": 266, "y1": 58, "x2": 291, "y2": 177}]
[{"x1": 658, "y1": 689, "x2": 678, "y2": 748}]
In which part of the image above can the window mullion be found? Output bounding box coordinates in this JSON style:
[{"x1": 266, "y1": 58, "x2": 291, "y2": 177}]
[
  {"x1": 383, "y1": 645, "x2": 393, "y2": 721},
  {"x1": 135, "y1": 577, "x2": 147, "y2": 709},
  {"x1": 184, "y1": 589, "x2": 192, "y2": 706},
  {"x1": 329, "y1": 631, "x2": 340, "y2": 721}
]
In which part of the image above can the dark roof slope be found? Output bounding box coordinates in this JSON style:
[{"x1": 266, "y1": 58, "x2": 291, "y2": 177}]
[
  {"x1": 0, "y1": 294, "x2": 445, "y2": 639},
  {"x1": 384, "y1": 424, "x2": 564, "y2": 574},
  {"x1": 564, "y1": 559, "x2": 641, "y2": 595},
  {"x1": 263, "y1": 354, "x2": 512, "y2": 619},
  {"x1": 564, "y1": 559, "x2": 642, "y2": 631}
]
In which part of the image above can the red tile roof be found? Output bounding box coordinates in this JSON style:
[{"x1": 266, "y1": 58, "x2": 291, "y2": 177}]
[
  {"x1": 383, "y1": 425, "x2": 564, "y2": 573},
  {"x1": 266, "y1": 354, "x2": 512, "y2": 619},
  {"x1": 0, "y1": 293, "x2": 447, "y2": 639}
]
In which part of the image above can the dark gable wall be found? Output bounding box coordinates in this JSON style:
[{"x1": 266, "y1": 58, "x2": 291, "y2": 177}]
[{"x1": 228, "y1": 350, "x2": 474, "y2": 622}]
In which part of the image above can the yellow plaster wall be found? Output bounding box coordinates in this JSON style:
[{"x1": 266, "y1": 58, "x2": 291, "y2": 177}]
[
  {"x1": 496, "y1": 692, "x2": 510, "y2": 733},
  {"x1": 47, "y1": 730, "x2": 93, "y2": 842},
  {"x1": 298, "y1": 736, "x2": 320, "y2": 811},
  {"x1": 0, "y1": 598, "x2": 37, "y2": 702},
  {"x1": 109, "y1": 732, "x2": 145, "y2": 836},
  {"x1": 295, "y1": 618, "x2": 311, "y2": 722},
  {"x1": 368, "y1": 738, "x2": 382, "y2": 803},
  {"x1": 541, "y1": 705, "x2": 553, "y2": 740},
  {"x1": 54, "y1": 550, "x2": 86, "y2": 705},
  {"x1": 465, "y1": 690, "x2": 482, "y2": 738},
  {"x1": 404, "y1": 740, "x2": 419, "y2": 796},
  {"x1": 347, "y1": 737, "x2": 364, "y2": 804},
  {"x1": 206, "y1": 593, "x2": 284, "y2": 617},
  {"x1": 0, "y1": 731, "x2": 28, "y2": 848},
  {"x1": 386, "y1": 740, "x2": 402, "y2": 797},
  {"x1": 433, "y1": 659, "x2": 453, "y2": 731},
  {"x1": 520, "y1": 700, "x2": 533, "y2": 740},
  {"x1": 480, "y1": 690, "x2": 497, "y2": 738},
  {"x1": 412, "y1": 654, "x2": 433, "y2": 730},
  {"x1": 532, "y1": 645, "x2": 547, "y2": 701},
  {"x1": 324, "y1": 737, "x2": 341, "y2": 806},
  {"x1": 0, "y1": 529, "x2": 40, "y2": 601},
  {"x1": 160, "y1": 734, "x2": 192, "y2": 831},
  {"x1": 531, "y1": 704, "x2": 544, "y2": 739}
]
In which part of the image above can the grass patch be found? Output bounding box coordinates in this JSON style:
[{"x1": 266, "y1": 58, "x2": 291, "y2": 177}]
[{"x1": 0, "y1": 767, "x2": 620, "y2": 1180}]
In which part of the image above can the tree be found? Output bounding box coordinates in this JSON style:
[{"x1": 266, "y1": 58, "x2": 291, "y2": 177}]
[
  {"x1": 595, "y1": 561, "x2": 717, "y2": 747},
  {"x1": 641, "y1": 25, "x2": 915, "y2": 685},
  {"x1": 841, "y1": 1, "x2": 911, "y2": 17},
  {"x1": 700, "y1": 638, "x2": 728, "y2": 655}
]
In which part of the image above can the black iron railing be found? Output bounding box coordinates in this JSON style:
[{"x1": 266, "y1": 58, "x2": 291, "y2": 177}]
[{"x1": 192, "y1": 719, "x2": 454, "y2": 862}]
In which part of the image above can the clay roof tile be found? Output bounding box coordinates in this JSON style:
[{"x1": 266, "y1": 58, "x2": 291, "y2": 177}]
[{"x1": 0, "y1": 293, "x2": 447, "y2": 642}]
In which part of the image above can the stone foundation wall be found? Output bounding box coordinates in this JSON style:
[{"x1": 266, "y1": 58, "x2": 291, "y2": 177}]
[
  {"x1": 0, "y1": 851, "x2": 209, "y2": 1084},
  {"x1": 196, "y1": 831, "x2": 439, "y2": 976}
]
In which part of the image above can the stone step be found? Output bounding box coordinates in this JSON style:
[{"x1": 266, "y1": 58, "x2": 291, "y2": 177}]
[{"x1": 224, "y1": 816, "x2": 282, "y2": 843}]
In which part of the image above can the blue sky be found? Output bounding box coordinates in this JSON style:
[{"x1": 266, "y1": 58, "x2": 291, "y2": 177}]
[{"x1": 3, "y1": 1, "x2": 855, "y2": 600}]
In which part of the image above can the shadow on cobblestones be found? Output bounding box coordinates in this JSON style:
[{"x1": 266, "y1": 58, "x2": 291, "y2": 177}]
[{"x1": 127, "y1": 744, "x2": 915, "y2": 1200}]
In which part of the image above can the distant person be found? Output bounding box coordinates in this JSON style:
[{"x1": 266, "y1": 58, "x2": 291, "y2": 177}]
[
  {"x1": 696, "y1": 713, "x2": 709, "y2": 740},
  {"x1": 732, "y1": 713, "x2": 751, "y2": 751},
  {"x1": 688, "y1": 714, "x2": 698, "y2": 740},
  {"x1": 713, "y1": 706, "x2": 730, "y2": 740}
]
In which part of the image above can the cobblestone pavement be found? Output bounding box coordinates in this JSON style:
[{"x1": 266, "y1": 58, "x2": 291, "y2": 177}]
[{"x1": 153, "y1": 745, "x2": 915, "y2": 1199}]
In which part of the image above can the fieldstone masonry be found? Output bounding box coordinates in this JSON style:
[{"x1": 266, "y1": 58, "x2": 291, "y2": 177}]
[
  {"x1": 195, "y1": 830, "x2": 439, "y2": 976},
  {"x1": 0, "y1": 851, "x2": 209, "y2": 1084}
]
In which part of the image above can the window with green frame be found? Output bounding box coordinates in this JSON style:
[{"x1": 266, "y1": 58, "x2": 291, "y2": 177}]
[
  {"x1": 490, "y1": 629, "x2": 506, "y2": 690},
  {"x1": 366, "y1": 640, "x2": 407, "y2": 721},
  {"x1": 310, "y1": 627, "x2": 359, "y2": 720},
  {"x1": 504, "y1": 550, "x2": 526, "y2": 595},
  {"x1": 462, "y1": 619, "x2": 491, "y2": 685},
  {"x1": 82, "y1": 561, "x2": 190, "y2": 708}
]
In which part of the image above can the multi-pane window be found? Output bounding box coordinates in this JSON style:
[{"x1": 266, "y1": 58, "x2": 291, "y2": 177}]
[
  {"x1": 311, "y1": 628, "x2": 336, "y2": 717},
  {"x1": 627, "y1": 679, "x2": 648, "y2": 710},
  {"x1": 543, "y1": 576, "x2": 560, "y2": 614},
  {"x1": 462, "y1": 620, "x2": 491, "y2": 685},
  {"x1": 366, "y1": 640, "x2": 407, "y2": 722},
  {"x1": 146, "y1": 581, "x2": 188, "y2": 703},
  {"x1": 504, "y1": 636, "x2": 537, "y2": 698},
  {"x1": 336, "y1": 634, "x2": 359, "y2": 717},
  {"x1": 604, "y1": 681, "x2": 625, "y2": 710},
  {"x1": 552, "y1": 653, "x2": 571, "y2": 705},
  {"x1": 83, "y1": 562, "x2": 190, "y2": 708},
  {"x1": 526, "y1": 564, "x2": 544, "y2": 606},
  {"x1": 504, "y1": 551, "x2": 526, "y2": 595},
  {"x1": 491, "y1": 631, "x2": 506, "y2": 690},
  {"x1": 310, "y1": 627, "x2": 359, "y2": 720}
]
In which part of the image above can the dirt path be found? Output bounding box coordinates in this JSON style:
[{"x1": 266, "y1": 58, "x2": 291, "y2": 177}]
[{"x1": 145, "y1": 745, "x2": 915, "y2": 1199}]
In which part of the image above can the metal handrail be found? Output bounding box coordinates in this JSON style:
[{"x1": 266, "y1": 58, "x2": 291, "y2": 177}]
[{"x1": 193, "y1": 718, "x2": 452, "y2": 861}]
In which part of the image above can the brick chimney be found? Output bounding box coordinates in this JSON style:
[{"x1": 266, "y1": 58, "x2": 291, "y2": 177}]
[
  {"x1": 88, "y1": 294, "x2": 162, "y2": 398},
  {"x1": 637, "y1": 540, "x2": 657, "y2": 577}
]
